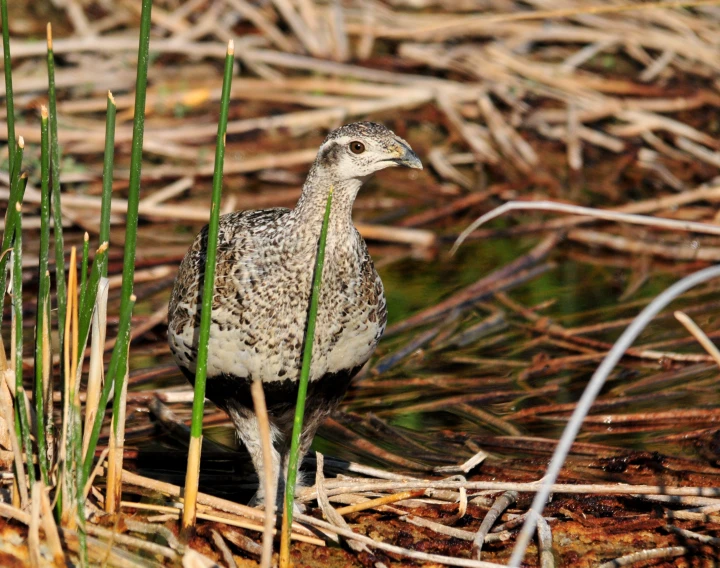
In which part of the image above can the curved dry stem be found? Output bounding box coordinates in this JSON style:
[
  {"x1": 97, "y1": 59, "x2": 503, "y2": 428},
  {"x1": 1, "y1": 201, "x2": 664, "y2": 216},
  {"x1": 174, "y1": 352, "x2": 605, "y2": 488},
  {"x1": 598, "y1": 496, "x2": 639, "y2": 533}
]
[
  {"x1": 451, "y1": 200, "x2": 720, "y2": 255},
  {"x1": 509, "y1": 264, "x2": 720, "y2": 566}
]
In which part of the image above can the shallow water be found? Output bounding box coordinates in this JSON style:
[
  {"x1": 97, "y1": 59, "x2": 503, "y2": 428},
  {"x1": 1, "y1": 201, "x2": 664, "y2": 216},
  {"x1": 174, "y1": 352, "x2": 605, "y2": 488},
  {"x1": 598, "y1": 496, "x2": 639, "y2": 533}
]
[{"x1": 128, "y1": 229, "x2": 720, "y2": 493}]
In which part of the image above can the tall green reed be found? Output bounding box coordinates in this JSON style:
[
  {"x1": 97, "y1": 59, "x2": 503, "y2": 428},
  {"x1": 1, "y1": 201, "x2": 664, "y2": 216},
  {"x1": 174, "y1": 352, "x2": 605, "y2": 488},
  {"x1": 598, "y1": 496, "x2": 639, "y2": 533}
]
[
  {"x1": 35, "y1": 107, "x2": 51, "y2": 486},
  {"x1": 279, "y1": 186, "x2": 334, "y2": 568},
  {"x1": 1, "y1": 0, "x2": 15, "y2": 173},
  {"x1": 0, "y1": 139, "x2": 25, "y2": 315},
  {"x1": 103, "y1": 0, "x2": 153, "y2": 513},
  {"x1": 1, "y1": 2, "x2": 154, "y2": 561},
  {"x1": 13, "y1": 203, "x2": 35, "y2": 490},
  {"x1": 46, "y1": 24, "x2": 67, "y2": 360},
  {"x1": 182, "y1": 39, "x2": 235, "y2": 534},
  {"x1": 100, "y1": 91, "x2": 117, "y2": 274}
]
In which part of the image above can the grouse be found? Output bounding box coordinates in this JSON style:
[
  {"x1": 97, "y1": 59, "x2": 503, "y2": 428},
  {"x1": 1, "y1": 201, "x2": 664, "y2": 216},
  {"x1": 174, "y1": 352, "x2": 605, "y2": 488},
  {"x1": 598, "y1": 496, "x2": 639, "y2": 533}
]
[{"x1": 168, "y1": 122, "x2": 422, "y2": 506}]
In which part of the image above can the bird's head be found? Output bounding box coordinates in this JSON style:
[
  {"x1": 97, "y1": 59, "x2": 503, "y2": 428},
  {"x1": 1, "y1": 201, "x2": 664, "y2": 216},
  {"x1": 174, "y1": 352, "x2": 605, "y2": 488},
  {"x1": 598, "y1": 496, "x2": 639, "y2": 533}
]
[{"x1": 315, "y1": 122, "x2": 422, "y2": 181}]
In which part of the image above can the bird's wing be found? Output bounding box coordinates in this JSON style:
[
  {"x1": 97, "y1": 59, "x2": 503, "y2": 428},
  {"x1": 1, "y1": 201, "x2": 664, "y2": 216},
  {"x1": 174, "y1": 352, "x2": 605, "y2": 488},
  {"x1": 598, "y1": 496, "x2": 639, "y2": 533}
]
[{"x1": 167, "y1": 208, "x2": 291, "y2": 363}]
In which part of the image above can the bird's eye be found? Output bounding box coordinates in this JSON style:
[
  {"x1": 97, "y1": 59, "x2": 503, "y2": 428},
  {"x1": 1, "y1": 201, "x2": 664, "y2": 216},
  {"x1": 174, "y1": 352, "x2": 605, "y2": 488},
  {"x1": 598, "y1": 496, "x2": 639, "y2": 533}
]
[{"x1": 349, "y1": 141, "x2": 365, "y2": 154}]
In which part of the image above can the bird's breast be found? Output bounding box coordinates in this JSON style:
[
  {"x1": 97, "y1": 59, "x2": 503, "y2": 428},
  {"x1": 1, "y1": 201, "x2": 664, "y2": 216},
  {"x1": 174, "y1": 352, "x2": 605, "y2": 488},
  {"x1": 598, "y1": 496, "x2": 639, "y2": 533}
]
[{"x1": 170, "y1": 240, "x2": 385, "y2": 387}]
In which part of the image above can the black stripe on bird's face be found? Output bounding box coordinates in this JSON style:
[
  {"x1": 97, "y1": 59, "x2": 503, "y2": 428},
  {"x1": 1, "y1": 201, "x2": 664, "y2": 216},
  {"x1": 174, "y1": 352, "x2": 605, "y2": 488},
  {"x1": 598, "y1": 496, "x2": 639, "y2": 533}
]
[{"x1": 318, "y1": 141, "x2": 344, "y2": 167}]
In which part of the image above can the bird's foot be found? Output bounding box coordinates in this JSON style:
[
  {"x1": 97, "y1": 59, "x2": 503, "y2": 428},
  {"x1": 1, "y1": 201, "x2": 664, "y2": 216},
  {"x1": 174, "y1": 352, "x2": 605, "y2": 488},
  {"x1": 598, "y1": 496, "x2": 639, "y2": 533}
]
[{"x1": 249, "y1": 492, "x2": 306, "y2": 514}]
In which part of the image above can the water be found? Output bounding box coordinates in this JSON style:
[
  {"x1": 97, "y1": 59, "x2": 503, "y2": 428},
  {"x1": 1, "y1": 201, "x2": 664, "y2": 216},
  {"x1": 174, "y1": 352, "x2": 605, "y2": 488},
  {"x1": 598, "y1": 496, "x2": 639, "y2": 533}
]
[
  {"x1": 332, "y1": 236, "x2": 719, "y2": 463},
  {"x1": 128, "y1": 230, "x2": 720, "y2": 490}
]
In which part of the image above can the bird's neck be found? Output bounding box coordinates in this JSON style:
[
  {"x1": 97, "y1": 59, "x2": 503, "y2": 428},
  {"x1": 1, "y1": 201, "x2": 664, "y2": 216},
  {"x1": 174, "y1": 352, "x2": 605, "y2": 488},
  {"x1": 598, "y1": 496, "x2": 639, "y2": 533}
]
[{"x1": 292, "y1": 165, "x2": 364, "y2": 239}]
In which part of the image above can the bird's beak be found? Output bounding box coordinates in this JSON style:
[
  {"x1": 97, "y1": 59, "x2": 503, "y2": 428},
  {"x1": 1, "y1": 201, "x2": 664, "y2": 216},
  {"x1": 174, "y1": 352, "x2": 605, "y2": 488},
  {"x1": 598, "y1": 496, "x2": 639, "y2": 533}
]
[
  {"x1": 398, "y1": 147, "x2": 423, "y2": 170},
  {"x1": 390, "y1": 138, "x2": 423, "y2": 170}
]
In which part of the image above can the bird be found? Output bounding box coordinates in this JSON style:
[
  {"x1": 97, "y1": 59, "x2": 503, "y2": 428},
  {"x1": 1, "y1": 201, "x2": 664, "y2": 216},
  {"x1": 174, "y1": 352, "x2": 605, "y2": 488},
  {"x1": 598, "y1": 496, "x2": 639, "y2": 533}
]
[{"x1": 167, "y1": 121, "x2": 422, "y2": 507}]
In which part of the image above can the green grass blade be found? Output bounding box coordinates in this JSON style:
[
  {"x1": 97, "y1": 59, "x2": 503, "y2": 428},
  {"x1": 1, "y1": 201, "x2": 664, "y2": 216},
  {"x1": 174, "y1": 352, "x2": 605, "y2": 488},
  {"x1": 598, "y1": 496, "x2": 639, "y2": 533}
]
[
  {"x1": 74, "y1": 92, "x2": 115, "y2": 492},
  {"x1": 0, "y1": 138, "x2": 26, "y2": 326},
  {"x1": 35, "y1": 278, "x2": 51, "y2": 485},
  {"x1": 1, "y1": 138, "x2": 25, "y2": 248},
  {"x1": 117, "y1": 0, "x2": 153, "y2": 311},
  {"x1": 35, "y1": 107, "x2": 51, "y2": 485},
  {"x1": 1, "y1": 0, "x2": 15, "y2": 174},
  {"x1": 99, "y1": 91, "x2": 117, "y2": 277},
  {"x1": 77, "y1": 243, "x2": 108, "y2": 369},
  {"x1": 279, "y1": 186, "x2": 334, "y2": 567},
  {"x1": 103, "y1": 0, "x2": 153, "y2": 513},
  {"x1": 73, "y1": 408, "x2": 88, "y2": 566},
  {"x1": 181, "y1": 40, "x2": 235, "y2": 533},
  {"x1": 46, "y1": 24, "x2": 67, "y2": 361},
  {"x1": 46, "y1": 29, "x2": 66, "y2": 517},
  {"x1": 13, "y1": 203, "x2": 35, "y2": 489},
  {"x1": 80, "y1": 0, "x2": 152, "y2": 487}
]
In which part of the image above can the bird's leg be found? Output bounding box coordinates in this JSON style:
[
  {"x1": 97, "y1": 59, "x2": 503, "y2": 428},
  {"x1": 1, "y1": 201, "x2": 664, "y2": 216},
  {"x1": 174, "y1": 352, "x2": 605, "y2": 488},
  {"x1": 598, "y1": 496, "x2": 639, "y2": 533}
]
[
  {"x1": 278, "y1": 409, "x2": 328, "y2": 512},
  {"x1": 227, "y1": 405, "x2": 281, "y2": 508}
]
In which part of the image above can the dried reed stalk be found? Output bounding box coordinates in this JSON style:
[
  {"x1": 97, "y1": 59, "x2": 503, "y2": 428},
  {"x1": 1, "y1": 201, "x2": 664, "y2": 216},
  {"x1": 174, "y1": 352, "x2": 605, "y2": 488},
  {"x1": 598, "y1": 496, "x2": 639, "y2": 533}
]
[{"x1": 82, "y1": 278, "x2": 109, "y2": 459}]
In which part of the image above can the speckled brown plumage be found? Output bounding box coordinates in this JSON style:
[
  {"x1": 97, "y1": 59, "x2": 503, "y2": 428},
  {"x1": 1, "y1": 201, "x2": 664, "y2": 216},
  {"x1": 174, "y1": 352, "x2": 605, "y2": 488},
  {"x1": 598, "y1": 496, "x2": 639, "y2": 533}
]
[{"x1": 168, "y1": 122, "x2": 422, "y2": 506}]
